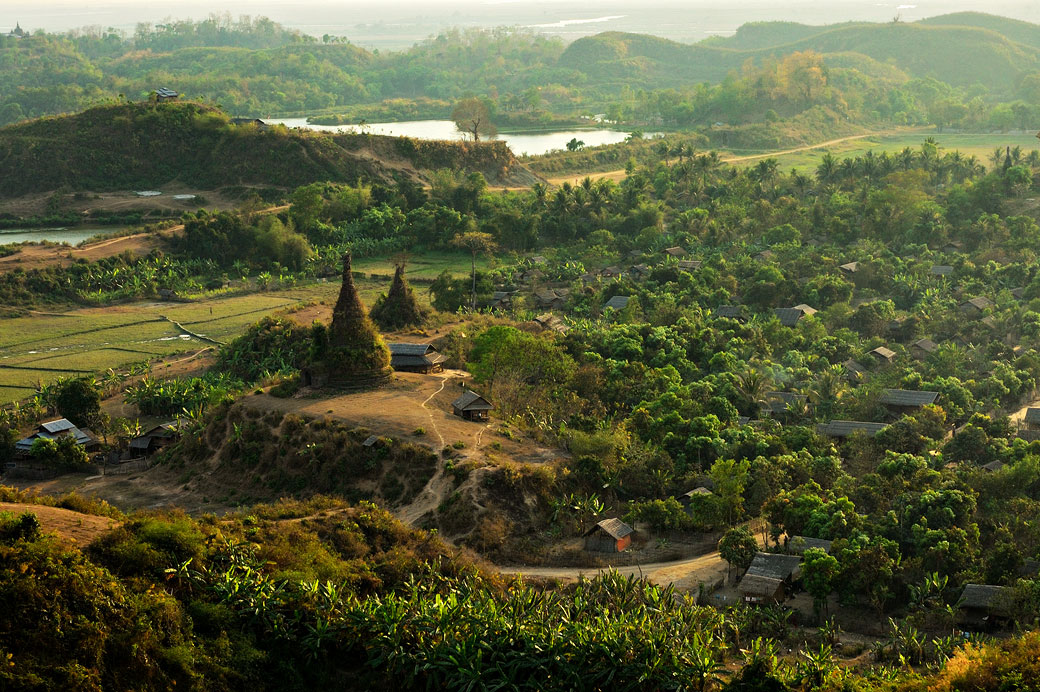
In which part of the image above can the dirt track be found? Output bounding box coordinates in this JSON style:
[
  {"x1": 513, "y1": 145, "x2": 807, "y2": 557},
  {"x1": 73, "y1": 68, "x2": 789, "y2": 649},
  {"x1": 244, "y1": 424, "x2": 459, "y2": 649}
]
[
  {"x1": 544, "y1": 133, "x2": 875, "y2": 187},
  {"x1": 0, "y1": 502, "x2": 119, "y2": 547}
]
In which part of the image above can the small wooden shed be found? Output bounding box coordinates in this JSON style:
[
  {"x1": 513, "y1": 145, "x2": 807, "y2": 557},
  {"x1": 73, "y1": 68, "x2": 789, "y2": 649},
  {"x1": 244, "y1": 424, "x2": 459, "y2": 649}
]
[
  {"x1": 583, "y1": 518, "x2": 633, "y2": 553},
  {"x1": 389, "y1": 343, "x2": 448, "y2": 374},
  {"x1": 957, "y1": 584, "x2": 1013, "y2": 630},
  {"x1": 452, "y1": 390, "x2": 493, "y2": 422}
]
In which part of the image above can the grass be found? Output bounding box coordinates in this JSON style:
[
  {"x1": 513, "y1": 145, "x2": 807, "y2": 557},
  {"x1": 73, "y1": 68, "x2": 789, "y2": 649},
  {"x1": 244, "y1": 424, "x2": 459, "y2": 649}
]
[
  {"x1": 0, "y1": 256, "x2": 486, "y2": 405},
  {"x1": 727, "y1": 131, "x2": 1040, "y2": 173}
]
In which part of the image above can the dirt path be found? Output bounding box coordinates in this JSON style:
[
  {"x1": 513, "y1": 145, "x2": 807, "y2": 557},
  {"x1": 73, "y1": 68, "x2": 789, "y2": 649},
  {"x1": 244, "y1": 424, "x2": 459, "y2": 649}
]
[
  {"x1": 497, "y1": 548, "x2": 734, "y2": 590},
  {"x1": 0, "y1": 502, "x2": 119, "y2": 547},
  {"x1": 544, "y1": 133, "x2": 876, "y2": 187}
]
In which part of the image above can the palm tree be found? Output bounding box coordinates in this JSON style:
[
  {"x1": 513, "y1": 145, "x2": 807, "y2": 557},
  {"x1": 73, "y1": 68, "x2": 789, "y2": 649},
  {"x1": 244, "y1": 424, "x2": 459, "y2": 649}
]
[{"x1": 735, "y1": 369, "x2": 772, "y2": 416}]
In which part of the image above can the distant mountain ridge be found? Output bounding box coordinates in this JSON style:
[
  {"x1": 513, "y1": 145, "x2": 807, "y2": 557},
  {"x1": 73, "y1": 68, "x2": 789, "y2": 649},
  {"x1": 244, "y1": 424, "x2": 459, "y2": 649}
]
[{"x1": 562, "y1": 12, "x2": 1040, "y2": 90}]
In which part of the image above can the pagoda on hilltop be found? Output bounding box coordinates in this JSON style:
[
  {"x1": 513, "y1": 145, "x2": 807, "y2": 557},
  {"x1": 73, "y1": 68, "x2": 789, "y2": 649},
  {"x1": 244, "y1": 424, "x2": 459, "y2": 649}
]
[{"x1": 301, "y1": 253, "x2": 392, "y2": 388}]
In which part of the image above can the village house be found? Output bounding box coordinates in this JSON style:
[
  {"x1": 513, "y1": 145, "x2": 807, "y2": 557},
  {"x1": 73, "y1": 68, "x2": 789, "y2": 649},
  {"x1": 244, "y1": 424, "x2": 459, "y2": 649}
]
[
  {"x1": 604, "y1": 295, "x2": 631, "y2": 311},
  {"x1": 868, "y1": 346, "x2": 897, "y2": 365},
  {"x1": 843, "y1": 359, "x2": 867, "y2": 381},
  {"x1": 930, "y1": 265, "x2": 954, "y2": 277},
  {"x1": 531, "y1": 313, "x2": 569, "y2": 335},
  {"x1": 677, "y1": 260, "x2": 703, "y2": 271},
  {"x1": 738, "y1": 552, "x2": 803, "y2": 604},
  {"x1": 1024, "y1": 408, "x2": 1040, "y2": 430},
  {"x1": 14, "y1": 419, "x2": 98, "y2": 458},
  {"x1": 763, "y1": 392, "x2": 808, "y2": 420},
  {"x1": 663, "y1": 246, "x2": 686, "y2": 258},
  {"x1": 519, "y1": 268, "x2": 545, "y2": 284},
  {"x1": 957, "y1": 584, "x2": 1013, "y2": 630},
  {"x1": 583, "y1": 518, "x2": 633, "y2": 553},
  {"x1": 774, "y1": 305, "x2": 816, "y2": 327},
  {"x1": 679, "y1": 486, "x2": 713, "y2": 508},
  {"x1": 960, "y1": 296, "x2": 994, "y2": 316},
  {"x1": 388, "y1": 343, "x2": 447, "y2": 374},
  {"x1": 911, "y1": 338, "x2": 938, "y2": 359},
  {"x1": 601, "y1": 266, "x2": 624, "y2": 279},
  {"x1": 128, "y1": 422, "x2": 181, "y2": 457},
  {"x1": 786, "y1": 536, "x2": 833, "y2": 555},
  {"x1": 529, "y1": 255, "x2": 548, "y2": 265},
  {"x1": 488, "y1": 291, "x2": 513, "y2": 309},
  {"x1": 715, "y1": 305, "x2": 746, "y2": 321},
  {"x1": 452, "y1": 390, "x2": 493, "y2": 421},
  {"x1": 152, "y1": 87, "x2": 179, "y2": 102},
  {"x1": 533, "y1": 288, "x2": 567, "y2": 310},
  {"x1": 817, "y1": 420, "x2": 888, "y2": 438},
  {"x1": 754, "y1": 250, "x2": 775, "y2": 263},
  {"x1": 879, "y1": 389, "x2": 939, "y2": 414},
  {"x1": 629, "y1": 264, "x2": 651, "y2": 280}
]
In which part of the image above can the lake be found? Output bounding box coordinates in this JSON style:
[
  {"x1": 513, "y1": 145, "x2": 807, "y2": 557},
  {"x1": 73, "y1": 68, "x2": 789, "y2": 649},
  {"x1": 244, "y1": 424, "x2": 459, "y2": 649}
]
[
  {"x1": 267, "y1": 118, "x2": 645, "y2": 156},
  {"x1": 0, "y1": 227, "x2": 116, "y2": 247}
]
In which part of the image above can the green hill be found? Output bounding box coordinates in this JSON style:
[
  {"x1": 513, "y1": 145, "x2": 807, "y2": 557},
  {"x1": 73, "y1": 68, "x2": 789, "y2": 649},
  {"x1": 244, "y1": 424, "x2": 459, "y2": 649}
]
[
  {"x1": 562, "y1": 17, "x2": 1040, "y2": 91},
  {"x1": 0, "y1": 101, "x2": 538, "y2": 197}
]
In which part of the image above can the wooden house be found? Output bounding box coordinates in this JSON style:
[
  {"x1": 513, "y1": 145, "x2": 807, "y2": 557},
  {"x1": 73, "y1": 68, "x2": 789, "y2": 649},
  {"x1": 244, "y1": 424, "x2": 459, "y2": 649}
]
[
  {"x1": 583, "y1": 518, "x2": 633, "y2": 553},
  {"x1": 679, "y1": 486, "x2": 713, "y2": 507},
  {"x1": 738, "y1": 552, "x2": 803, "y2": 604},
  {"x1": 1024, "y1": 408, "x2": 1040, "y2": 430},
  {"x1": 960, "y1": 297, "x2": 994, "y2": 316},
  {"x1": 534, "y1": 288, "x2": 567, "y2": 310},
  {"x1": 604, "y1": 296, "x2": 631, "y2": 311},
  {"x1": 531, "y1": 313, "x2": 569, "y2": 335},
  {"x1": 14, "y1": 418, "x2": 98, "y2": 458},
  {"x1": 838, "y1": 261, "x2": 860, "y2": 275},
  {"x1": 774, "y1": 305, "x2": 815, "y2": 327},
  {"x1": 128, "y1": 422, "x2": 181, "y2": 456},
  {"x1": 911, "y1": 338, "x2": 938, "y2": 359},
  {"x1": 452, "y1": 390, "x2": 493, "y2": 421},
  {"x1": 930, "y1": 265, "x2": 954, "y2": 277},
  {"x1": 677, "y1": 260, "x2": 703, "y2": 271},
  {"x1": 981, "y1": 460, "x2": 1006, "y2": 473},
  {"x1": 843, "y1": 359, "x2": 867, "y2": 381},
  {"x1": 629, "y1": 264, "x2": 651, "y2": 279},
  {"x1": 389, "y1": 343, "x2": 447, "y2": 374},
  {"x1": 663, "y1": 246, "x2": 687, "y2": 258},
  {"x1": 957, "y1": 584, "x2": 1013, "y2": 630},
  {"x1": 817, "y1": 420, "x2": 888, "y2": 438},
  {"x1": 868, "y1": 346, "x2": 896, "y2": 365},
  {"x1": 763, "y1": 392, "x2": 808, "y2": 420},
  {"x1": 879, "y1": 389, "x2": 939, "y2": 413},
  {"x1": 786, "y1": 536, "x2": 832, "y2": 555},
  {"x1": 601, "y1": 266, "x2": 624, "y2": 279},
  {"x1": 715, "y1": 305, "x2": 746, "y2": 321}
]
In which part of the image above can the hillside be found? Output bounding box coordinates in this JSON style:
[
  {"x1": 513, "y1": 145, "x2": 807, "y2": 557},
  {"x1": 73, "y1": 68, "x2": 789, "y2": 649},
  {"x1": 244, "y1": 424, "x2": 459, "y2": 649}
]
[
  {"x1": 0, "y1": 101, "x2": 540, "y2": 197},
  {"x1": 562, "y1": 16, "x2": 1040, "y2": 90}
]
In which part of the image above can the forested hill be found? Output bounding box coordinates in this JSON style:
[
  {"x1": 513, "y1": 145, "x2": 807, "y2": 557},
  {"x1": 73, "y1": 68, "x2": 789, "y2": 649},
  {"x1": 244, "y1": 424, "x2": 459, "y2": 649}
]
[
  {"x1": 563, "y1": 15, "x2": 1040, "y2": 90},
  {"x1": 0, "y1": 102, "x2": 539, "y2": 196}
]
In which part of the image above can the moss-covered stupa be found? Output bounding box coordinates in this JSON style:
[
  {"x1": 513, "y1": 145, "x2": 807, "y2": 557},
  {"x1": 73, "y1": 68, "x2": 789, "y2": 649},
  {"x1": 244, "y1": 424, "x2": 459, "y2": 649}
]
[
  {"x1": 301, "y1": 252, "x2": 392, "y2": 387},
  {"x1": 370, "y1": 263, "x2": 429, "y2": 331}
]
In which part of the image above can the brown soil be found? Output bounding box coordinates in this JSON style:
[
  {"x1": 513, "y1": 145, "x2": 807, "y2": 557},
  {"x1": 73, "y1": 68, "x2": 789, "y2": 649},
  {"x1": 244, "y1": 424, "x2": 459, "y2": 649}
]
[
  {"x1": 0, "y1": 185, "x2": 251, "y2": 219},
  {"x1": 0, "y1": 501, "x2": 119, "y2": 547}
]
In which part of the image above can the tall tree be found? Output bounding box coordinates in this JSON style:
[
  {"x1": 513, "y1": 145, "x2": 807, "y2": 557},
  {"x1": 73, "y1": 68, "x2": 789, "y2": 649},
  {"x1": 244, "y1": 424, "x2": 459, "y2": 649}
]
[
  {"x1": 451, "y1": 98, "x2": 496, "y2": 142},
  {"x1": 451, "y1": 232, "x2": 497, "y2": 310}
]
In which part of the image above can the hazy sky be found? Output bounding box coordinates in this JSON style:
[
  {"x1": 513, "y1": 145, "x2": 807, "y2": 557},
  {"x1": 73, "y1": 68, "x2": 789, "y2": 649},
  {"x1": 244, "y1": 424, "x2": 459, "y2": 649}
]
[{"x1": 6, "y1": 0, "x2": 1040, "y2": 48}]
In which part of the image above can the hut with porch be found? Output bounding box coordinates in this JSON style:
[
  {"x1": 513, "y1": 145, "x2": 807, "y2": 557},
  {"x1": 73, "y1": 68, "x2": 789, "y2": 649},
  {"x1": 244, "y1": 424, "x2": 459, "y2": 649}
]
[
  {"x1": 388, "y1": 343, "x2": 447, "y2": 374},
  {"x1": 880, "y1": 389, "x2": 939, "y2": 414},
  {"x1": 452, "y1": 390, "x2": 493, "y2": 421},
  {"x1": 14, "y1": 419, "x2": 98, "y2": 458},
  {"x1": 738, "y1": 552, "x2": 803, "y2": 604},
  {"x1": 957, "y1": 584, "x2": 1013, "y2": 630}
]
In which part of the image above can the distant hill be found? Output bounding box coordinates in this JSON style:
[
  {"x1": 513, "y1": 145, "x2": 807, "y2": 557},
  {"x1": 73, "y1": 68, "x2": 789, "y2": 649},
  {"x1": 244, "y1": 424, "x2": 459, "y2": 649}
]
[
  {"x1": 0, "y1": 102, "x2": 540, "y2": 197},
  {"x1": 562, "y1": 14, "x2": 1040, "y2": 91}
]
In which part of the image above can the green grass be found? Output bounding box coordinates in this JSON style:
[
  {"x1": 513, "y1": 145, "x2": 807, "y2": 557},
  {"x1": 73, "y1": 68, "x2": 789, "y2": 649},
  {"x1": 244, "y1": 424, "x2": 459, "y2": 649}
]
[
  {"x1": 728, "y1": 131, "x2": 1040, "y2": 173},
  {"x1": 351, "y1": 252, "x2": 494, "y2": 281}
]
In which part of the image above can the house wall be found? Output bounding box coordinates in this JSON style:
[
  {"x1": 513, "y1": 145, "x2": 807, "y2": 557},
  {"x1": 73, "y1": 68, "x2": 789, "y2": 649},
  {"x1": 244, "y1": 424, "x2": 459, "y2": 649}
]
[{"x1": 584, "y1": 533, "x2": 620, "y2": 553}]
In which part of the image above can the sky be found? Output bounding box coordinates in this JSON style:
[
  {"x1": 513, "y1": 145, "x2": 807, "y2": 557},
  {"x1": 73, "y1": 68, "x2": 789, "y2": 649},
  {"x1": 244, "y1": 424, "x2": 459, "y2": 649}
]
[{"x1": 5, "y1": 0, "x2": 1040, "y2": 49}]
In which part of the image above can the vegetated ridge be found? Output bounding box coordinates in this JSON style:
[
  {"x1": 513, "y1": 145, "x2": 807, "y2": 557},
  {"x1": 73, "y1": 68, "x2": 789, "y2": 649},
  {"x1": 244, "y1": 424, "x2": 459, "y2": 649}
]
[{"x1": 0, "y1": 101, "x2": 541, "y2": 197}]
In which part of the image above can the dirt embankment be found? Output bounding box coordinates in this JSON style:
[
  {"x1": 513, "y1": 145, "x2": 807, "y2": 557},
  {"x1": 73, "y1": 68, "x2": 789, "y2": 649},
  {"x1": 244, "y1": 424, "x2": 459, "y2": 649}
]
[{"x1": 0, "y1": 502, "x2": 119, "y2": 547}]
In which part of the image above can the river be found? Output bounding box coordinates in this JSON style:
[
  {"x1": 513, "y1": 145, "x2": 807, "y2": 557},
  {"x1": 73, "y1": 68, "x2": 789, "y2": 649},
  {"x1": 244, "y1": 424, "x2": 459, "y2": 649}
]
[
  {"x1": 0, "y1": 227, "x2": 119, "y2": 247},
  {"x1": 266, "y1": 118, "x2": 647, "y2": 156}
]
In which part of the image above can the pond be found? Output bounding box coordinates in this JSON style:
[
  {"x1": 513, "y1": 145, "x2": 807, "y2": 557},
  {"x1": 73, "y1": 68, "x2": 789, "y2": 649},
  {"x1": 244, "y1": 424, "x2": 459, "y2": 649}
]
[
  {"x1": 0, "y1": 227, "x2": 120, "y2": 247},
  {"x1": 266, "y1": 118, "x2": 648, "y2": 156}
]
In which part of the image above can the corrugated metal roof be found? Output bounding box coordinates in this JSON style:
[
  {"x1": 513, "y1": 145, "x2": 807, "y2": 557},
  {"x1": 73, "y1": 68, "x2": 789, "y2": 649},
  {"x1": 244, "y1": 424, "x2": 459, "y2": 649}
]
[
  {"x1": 41, "y1": 419, "x2": 76, "y2": 434},
  {"x1": 452, "y1": 390, "x2": 493, "y2": 411},
  {"x1": 154, "y1": 87, "x2": 179, "y2": 98},
  {"x1": 663, "y1": 246, "x2": 686, "y2": 256},
  {"x1": 774, "y1": 308, "x2": 805, "y2": 326},
  {"x1": 817, "y1": 420, "x2": 888, "y2": 437},
  {"x1": 930, "y1": 265, "x2": 954, "y2": 275},
  {"x1": 584, "y1": 517, "x2": 633, "y2": 540},
  {"x1": 793, "y1": 304, "x2": 818, "y2": 316},
  {"x1": 880, "y1": 389, "x2": 939, "y2": 406},
  {"x1": 604, "y1": 296, "x2": 631, "y2": 310},
  {"x1": 913, "y1": 338, "x2": 938, "y2": 353},
  {"x1": 962, "y1": 296, "x2": 994, "y2": 311},
  {"x1": 746, "y1": 552, "x2": 802, "y2": 581},
  {"x1": 869, "y1": 346, "x2": 896, "y2": 360},
  {"x1": 788, "y1": 536, "x2": 833, "y2": 554},
  {"x1": 716, "y1": 305, "x2": 744, "y2": 319}
]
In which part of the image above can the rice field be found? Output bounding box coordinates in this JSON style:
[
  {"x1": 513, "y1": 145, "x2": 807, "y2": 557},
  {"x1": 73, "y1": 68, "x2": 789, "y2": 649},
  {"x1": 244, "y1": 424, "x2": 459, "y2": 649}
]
[{"x1": 0, "y1": 255, "x2": 482, "y2": 405}]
